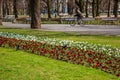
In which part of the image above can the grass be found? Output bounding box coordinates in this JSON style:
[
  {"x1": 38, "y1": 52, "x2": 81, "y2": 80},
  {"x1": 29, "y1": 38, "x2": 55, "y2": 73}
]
[
  {"x1": 0, "y1": 47, "x2": 119, "y2": 80},
  {"x1": 83, "y1": 20, "x2": 120, "y2": 25},
  {"x1": 17, "y1": 20, "x2": 120, "y2": 25},
  {"x1": 16, "y1": 20, "x2": 58, "y2": 24},
  {"x1": 0, "y1": 27, "x2": 120, "y2": 48},
  {"x1": 42, "y1": 21, "x2": 58, "y2": 24}
]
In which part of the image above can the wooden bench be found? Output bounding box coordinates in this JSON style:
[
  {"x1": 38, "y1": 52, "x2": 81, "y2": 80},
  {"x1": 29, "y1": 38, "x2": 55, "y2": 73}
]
[
  {"x1": 25, "y1": 17, "x2": 31, "y2": 24},
  {"x1": 102, "y1": 18, "x2": 117, "y2": 25},
  {"x1": 3, "y1": 15, "x2": 15, "y2": 22},
  {"x1": 82, "y1": 18, "x2": 95, "y2": 24},
  {"x1": 63, "y1": 17, "x2": 77, "y2": 24},
  {"x1": 82, "y1": 18, "x2": 95, "y2": 21},
  {"x1": 61, "y1": 17, "x2": 95, "y2": 24}
]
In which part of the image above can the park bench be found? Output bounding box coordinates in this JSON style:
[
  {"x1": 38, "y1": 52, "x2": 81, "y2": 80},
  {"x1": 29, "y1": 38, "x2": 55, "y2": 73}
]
[
  {"x1": 82, "y1": 18, "x2": 95, "y2": 21},
  {"x1": 61, "y1": 17, "x2": 95, "y2": 24},
  {"x1": 102, "y1": 17, "x2": 117, "y2": 25},
  {"x1": 62, "y1": 17, "x2": 77, "y2": 24},
  {"x1": 82, "y1": 18, "x2": 95, "y2": 24},
  {"x1": 3, "y1": 15, "x2": 15, "y2": 22},
  {"x1": 25, "y1": 17, "x2": 31, "y2": 24},
  {"x1": 15, "y1": 17, "x2": 31, "y2": 24}
]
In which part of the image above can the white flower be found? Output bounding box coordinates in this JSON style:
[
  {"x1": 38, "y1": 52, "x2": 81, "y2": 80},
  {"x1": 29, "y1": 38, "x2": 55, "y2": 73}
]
[{"x1": 0, "y1": 32, "x2": 120, "y2": 57}]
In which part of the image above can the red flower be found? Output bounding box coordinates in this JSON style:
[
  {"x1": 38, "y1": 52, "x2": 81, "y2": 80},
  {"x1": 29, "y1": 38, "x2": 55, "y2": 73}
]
[
  {"x1": 87, "y1": 57, "x2": 93, "y2": 63},
  {"x1": 102, "y1": 66, "x2": 109, "y2": 69},
  {"x1": 77, "y1": 53, "x2": 81, "y2": 57},
  {"x1": 116, "y1": 59, "x2": 120, "y2": 62},
  {"x1": 107, "y1": 60, "x2": 112, "y2": 64},
  {"x1": 96, "y1": 62, "x2": 101, "y2": 67},
  {"x1": 116, "y1": 73, "x2": 120, "y2": 77},
  {"x1": 112, "y1": 68, "x2": 117, "y2": 71},
  {"x1": 88, "y1": 50, "x2": 94, "y2": 55}
]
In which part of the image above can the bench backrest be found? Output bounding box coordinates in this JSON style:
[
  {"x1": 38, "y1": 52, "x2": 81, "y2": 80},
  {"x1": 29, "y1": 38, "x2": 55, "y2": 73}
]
[
  {"x1": 7, "y1": 15, "x2": 15, "y2": 19},
  {"x1": 63, "y1": 17, "x2": 95, "y2": 21},
  {"x1": 64, "y1": 18, "x2": 77, "y2": 21},
  {"x1": 82, "y1": 18, "x2": 95, "y2": 21},
  {"x1": 26, "y1": 17, "x2": 31, "y2": 21},
  {"x1": 3, "y1": 15, "x2": 15, "y2": 20},
  {"x1": 102, "y1": 18, "x2": 117, "y2": 21}
]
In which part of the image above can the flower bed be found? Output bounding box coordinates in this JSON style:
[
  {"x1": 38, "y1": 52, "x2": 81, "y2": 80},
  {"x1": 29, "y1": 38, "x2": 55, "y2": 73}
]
[{"x1": 0, "y1": 32, "x2": 120, "y2": 77}]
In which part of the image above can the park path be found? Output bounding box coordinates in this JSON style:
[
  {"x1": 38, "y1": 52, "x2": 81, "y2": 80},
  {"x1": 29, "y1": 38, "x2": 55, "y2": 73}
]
[{"x1": 2, "y1": 22, "x2": 120, "y2": 36}]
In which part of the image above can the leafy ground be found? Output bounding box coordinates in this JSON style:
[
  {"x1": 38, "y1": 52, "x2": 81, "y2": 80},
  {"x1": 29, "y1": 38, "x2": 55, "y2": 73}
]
[
  {"x1": 0, "y1": 47, "x2": 119, "y2": 80},
  {"x1": 0, "y1": 27, "x2": 120, "y2": 48}
]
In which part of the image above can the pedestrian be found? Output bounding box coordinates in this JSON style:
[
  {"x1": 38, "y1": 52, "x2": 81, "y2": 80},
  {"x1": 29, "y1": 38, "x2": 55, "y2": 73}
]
[{"x1": 54, "y1": 9, "x2": 57, "y2": 18}]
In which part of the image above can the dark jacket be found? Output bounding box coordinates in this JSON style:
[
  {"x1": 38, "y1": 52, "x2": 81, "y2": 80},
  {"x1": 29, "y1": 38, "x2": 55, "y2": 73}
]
[{"x1": 75, "y1": 9, "x2": 83, "y2": 19}]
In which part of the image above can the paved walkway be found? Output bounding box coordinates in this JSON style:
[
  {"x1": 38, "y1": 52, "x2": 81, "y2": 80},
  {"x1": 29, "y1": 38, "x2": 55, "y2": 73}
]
[{"x1": 2, "y1": 22, "x2": 120, "y2": 36}]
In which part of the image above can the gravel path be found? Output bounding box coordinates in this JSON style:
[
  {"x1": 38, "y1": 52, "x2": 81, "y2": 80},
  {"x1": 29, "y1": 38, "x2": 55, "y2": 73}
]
[{"x1": 2, "y1": 22, "x2": 120, "y2": 36}]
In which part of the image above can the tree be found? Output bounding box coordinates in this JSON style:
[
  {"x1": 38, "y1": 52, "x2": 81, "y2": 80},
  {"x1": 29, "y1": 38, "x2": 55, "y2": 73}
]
[
  {"x1": 96, "y1": 0, "x2": 102, "y2": 17},
  {"x1": 57, "y1": 0, "x2": 60, "y2": 15},
  {"x1": 26, "y1": 0, "x2": 31, "y2": 16},
  {"x1": 4, "y1": 0, "x2": 11, "y2": 15},
  {"x1": 6, "y1": 0, "x2": 11, "y2": 15},
  {"x1": 113, "y1": 0, "x2": 119, "y2": 17},
  {"x1": 85, "y1": 0, "x2": 89, "y2": 17},
  {"x1": 2, "y1": 0, "x2": 12, "y2": 17},
  {"x1": 75, "y1": 0, "x2": 84, "y2": 13},
  {"x1": 30, "y1": 0, "x2": 41, "y2": 29},
  {"x1": 47, "y1": 0, "x2": 51, "y2": 19},
  {"x1": 2, "y1": 0, "x2": 6, "y2": 17},
  {"x1": 107, "y1": 0, "x2": 111, "y2": 17},
  {"x1": 0, "y1": 0, "x2": 3, "y2": 25},
  {"x1": 92, "y1": 0, "x2": 95, "y2": 18},
  {"x1": 13, "y1": 0, "x2": 18, "y2": 18},
  {"x1": 68, "y1": 0, "x2": 76, "y2": 15}
]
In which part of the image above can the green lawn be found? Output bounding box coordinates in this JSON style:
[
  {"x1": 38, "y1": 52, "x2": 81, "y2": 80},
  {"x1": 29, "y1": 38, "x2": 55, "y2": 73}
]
[
  {"x1": 0, "y1": 27, "x2": 120, "y2": 48},
  {"x1": 0, "y1": 47, "x2": 119, "y2": 80},
  {"x1": 0, "y1": 26, "x2": 120, "y2": 79}
]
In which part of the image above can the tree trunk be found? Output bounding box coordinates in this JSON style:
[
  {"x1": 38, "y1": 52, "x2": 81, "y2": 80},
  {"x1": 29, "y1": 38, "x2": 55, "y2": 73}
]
[
  {"x1": 30, "y1": 0, "x2": 41, "y2": 29},
  {"x1": 68, "y1": 1, "x2": 73, "y2": 15},
  {"x1": 68, "y1": 0, "x2": 76, "y2": 15},
  {"x1": 75, "y1": 0, "x2": 83, "y2": 13},
  {"x1": 92, "y1": 0, "x2": 95, "y2": 18},
  {"x1": 107, "y1": 0, "x2": 111, "y2": 17},
  {"x1": 85, "y1": 0, "x2": 89, "y2": 17},
  {"x1": 9, "y1": 1, "x2": 13, "y2": 15},
  {"x1": 22, "y1": 0, "x2": 26, "y2": 15},
  {"x1": 6, "y1": 0, "x2": 10, "y2": 15},
  {"x1": 2, "y1": 0, "x2": 6, "y2": 17},
  {"x1": 13, "y1": 0, "x2": 18, "y2": 18},
  {"x1": 0, "y1": 0, "x2": 3, "y2": 25},
  {"x1": 57, "y1": 0, "x2": 60, "y2": 15},
  {"x1": 96, "y1": 0, "x2": 100, "y2": 16},
  {"x1": 113, "y1": 0, "x2": 118, "y2": 17},
  {"x1": 47, "y1": 0, "x2": 51, "y2": 19},
  {"x1": 27, "y1": 0, "x2": 30, "y2": 16},
  {"x1": 79, "y1": 0, "x2": 83, "y2": 13}
]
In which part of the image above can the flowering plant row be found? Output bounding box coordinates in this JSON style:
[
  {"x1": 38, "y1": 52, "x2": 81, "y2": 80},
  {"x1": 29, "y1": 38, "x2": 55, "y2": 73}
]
[
  {"x1": 0, "y1": 32, "x2": 120, "y2": 57},
  {"x1": 0, "y1": 35, "x2": 120, "y2": 77}
]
